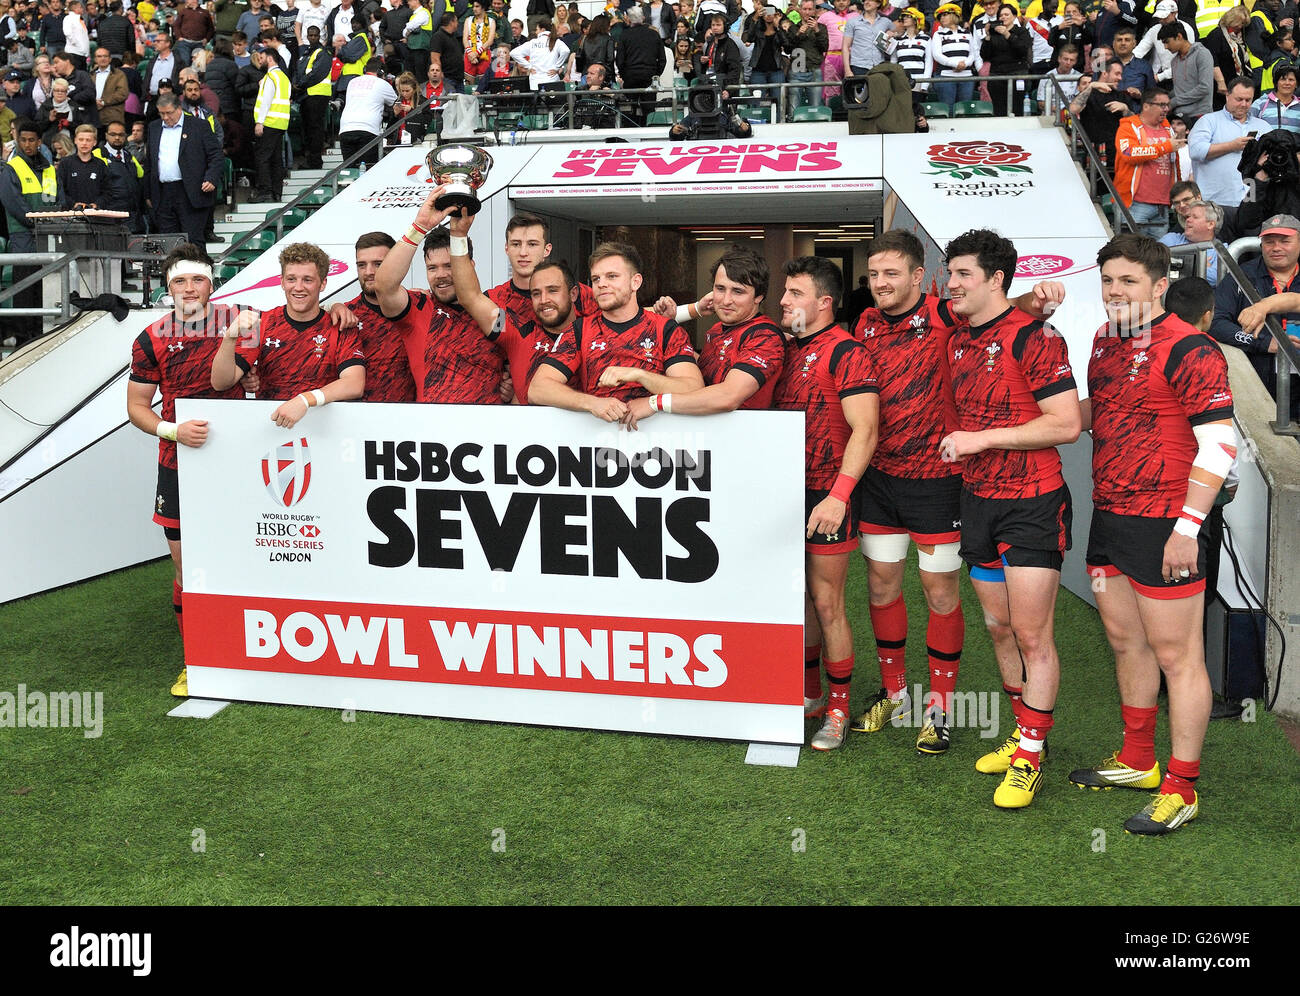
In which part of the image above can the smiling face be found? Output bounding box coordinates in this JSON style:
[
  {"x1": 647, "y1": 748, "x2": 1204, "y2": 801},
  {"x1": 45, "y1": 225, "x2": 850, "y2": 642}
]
[
  {"x1": 1100, "y1": 255, "x2": 1164, "y2": 331},
  {"x1": 711, "y1": 262, "x2": 764, "y2": 325},
  {"x1": 868, "y1": 249, "x2": 924, "y2": 315},
  {"x1": 425, "y1": 247, "x2": 456, "y2": 304},
  {"x1": 530, "y1": 264, "x2": 577, "y2": 330},
  {"x1": 998, "y1": 6, "x2": 1016, "y2": 27},
  {"x1": 1261, "y1": 231, "x2": 1300, "y2": 276},
  {"x1": 169, "y1": 272, "x2": 213, "y2": 322},
  {"x1": 590, "y1": 254, "x2": 641, "y2": 315},
  {"x1": 945, "y1": 254, "x2": 1002, "y2": 320},
  {"x1": 280, "y1": 262, "x2": 326, "y2": 319}
]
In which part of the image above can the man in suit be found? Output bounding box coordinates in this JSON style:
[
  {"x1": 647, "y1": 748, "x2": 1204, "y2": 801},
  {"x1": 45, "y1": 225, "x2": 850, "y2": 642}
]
[{"x1": 146, "y1": 92, "x2": 222, "y2": 246}]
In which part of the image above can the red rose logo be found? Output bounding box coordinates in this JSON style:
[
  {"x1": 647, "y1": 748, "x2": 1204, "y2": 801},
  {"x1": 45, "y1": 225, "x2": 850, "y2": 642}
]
[{"x1": 926, "y1": 142, "x2": 1033, "y2": 179}]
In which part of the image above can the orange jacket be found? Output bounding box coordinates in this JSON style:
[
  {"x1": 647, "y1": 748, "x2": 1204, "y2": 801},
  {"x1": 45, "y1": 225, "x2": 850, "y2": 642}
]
[{"x1": 1113, "y1": 114, "x2": 1181, "y2": 209}]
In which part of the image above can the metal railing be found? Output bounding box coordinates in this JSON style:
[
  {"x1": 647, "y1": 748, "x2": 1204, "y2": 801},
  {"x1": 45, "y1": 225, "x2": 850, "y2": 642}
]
[{"x1": 0, "y1": 250, "x2": 169, "y2": 321}]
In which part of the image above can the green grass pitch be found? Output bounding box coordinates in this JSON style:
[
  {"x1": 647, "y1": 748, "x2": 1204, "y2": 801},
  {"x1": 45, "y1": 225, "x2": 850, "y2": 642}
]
[{"x1": 1, "y1": 557, "x2": 1296, "y2": 905}]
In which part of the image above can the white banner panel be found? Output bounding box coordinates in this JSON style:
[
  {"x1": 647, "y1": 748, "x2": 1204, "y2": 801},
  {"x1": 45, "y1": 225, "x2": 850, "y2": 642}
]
[{"x1": 176, "y1": 401, "x2": 805, "y2": 743}]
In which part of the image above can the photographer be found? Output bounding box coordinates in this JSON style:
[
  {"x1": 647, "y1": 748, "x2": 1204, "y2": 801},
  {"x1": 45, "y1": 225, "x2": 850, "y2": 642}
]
[
  {"x1": 742, "y1": 2, "x2": 791, "y2": 104},
  {"x1": 668, "y1": 84, "x2": 752, "y2": 137},
  {"x1": 1236, "y1": 127, "x2": 1300, "y2": 233},
  {"x1": 787, "y1": 0, "x2": 827, "y2": 113},
  {"x1": 693, "y1": 12, "x2": 741, "y2": 89}
]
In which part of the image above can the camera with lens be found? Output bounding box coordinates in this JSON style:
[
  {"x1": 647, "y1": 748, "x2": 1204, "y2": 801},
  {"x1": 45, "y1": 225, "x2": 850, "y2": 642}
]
[{"x1": 1240, "y1": 128, "x2": 1300, "y2": 184}]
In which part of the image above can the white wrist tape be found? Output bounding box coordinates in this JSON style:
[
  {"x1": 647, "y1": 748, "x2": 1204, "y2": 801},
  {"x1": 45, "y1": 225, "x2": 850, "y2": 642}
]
[
  {"x1": 296, "y1": 393, "x2": 313, "y2": 412},
  {"x1": 155, "y1": 421, "x2": 178, "y2": 441},
  {"x1": 1173, "y1": 517, "x2": 1201, "y2": 538},
  {"x1": 659, "y1": 394, "x2": 673, "y2": 413},
  {"x1": 674, "y1": 304, "x2": 693, "y2": 323},
  {"x1": 311, "y1": 389, "x2": 326, "y2": 408},
  {"x1": 1191, "y1": 421, "x2": 1237, "y2": 482},
  {"x1": 449, "y1": 235, "x2": 470, "y2": 256}
]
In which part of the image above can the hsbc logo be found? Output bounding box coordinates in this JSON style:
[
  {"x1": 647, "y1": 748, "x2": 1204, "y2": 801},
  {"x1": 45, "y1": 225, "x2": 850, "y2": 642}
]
[
  {"x1": 261, "y1": 437, "x2": 313, "y2": 507},
  {"x1": 300, "y1": 524, "x2": 321, "y2": 538}
]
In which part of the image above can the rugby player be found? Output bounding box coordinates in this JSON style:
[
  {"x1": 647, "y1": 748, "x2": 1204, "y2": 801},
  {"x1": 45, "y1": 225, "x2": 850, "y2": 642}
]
[
  {"x1": 126, "y1": 244, "x2": 252, "y2": 697},
  {"x1": 1069, "y1": 234, "x2": 1235, "y2": 835},
  {"x1": 415, "y1": 198, "x2": 580, "y2": 405},
  {"x1": 938, "y1": 229, "x2": 1081, "y2": 808},
  {"x1": 211, "y1": 242, "x2": 366, "y2": 425},
  {"x1": 371, "y1": 193, "x2": 507, "y2": 405},
  {"x1": 773, "y1": 256, "x2": 880, "y2": 751},
  {"x1": 617, "y1": 243, "x2": 785, "y2": 424},
  {"x1": 528, "y1": 242, "x2": 704, "y2": 421},
  {"x1": 350, "y1": 231, "x2": 418, "y2": 403},
  {"x1": 486, "y1": 212, "x2": 598, "y2": 329}
]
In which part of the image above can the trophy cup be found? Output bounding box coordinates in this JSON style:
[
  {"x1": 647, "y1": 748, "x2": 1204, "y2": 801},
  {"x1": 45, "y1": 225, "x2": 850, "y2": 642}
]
[{"x1": 425, "y1": 145, "x2": 495, "y2": 216}]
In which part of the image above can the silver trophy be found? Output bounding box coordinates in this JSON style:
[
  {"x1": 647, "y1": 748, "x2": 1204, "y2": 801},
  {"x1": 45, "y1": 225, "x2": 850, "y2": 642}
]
[{"x1": 425, "y1": 145, "x2": 494, "y2": 216}]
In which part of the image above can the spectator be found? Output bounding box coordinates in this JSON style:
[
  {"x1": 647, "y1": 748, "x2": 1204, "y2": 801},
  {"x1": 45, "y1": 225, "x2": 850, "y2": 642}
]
[
  {"x1": 147, "y1": 30, "x2": 181, "y2": 96},
  {"x1": 1211, "y1": 212, "x2": 1300, "y2": 418},
  {"x1": 388, "y1": 69, "x2": 422, "y2": 141},
  {"x1": 1202, "y1": 6, "x2": 1251, "y2": 111},
  {"x1": 56, "y1": 120, "x2": 117, "y2": 205},
  {"x1": 93, "y1": 117, "x2": 145, "y2": 228},
  {"x1": 7, "y1": 33, "x2": 38, "y2": 77},
  {"x1": 1048, "y1": 1, "x2": 1091, "y2": 56},
  {"x1": 171, "y1": 0, "x2": 214, "y2": 69},
  {"x1": 487, "y1": 0, "x2": 509, "y2": 43},
  {"x1": 787, "y1": 0, "x2": 827, "y2": 112},
  {"x1": 818, "y1": 0, "x2": 856, "y2": 100},
  {"x1": 694, "y1": 11, "x2": 740, "y2": 88},
  {"x1": 326, "y1": 0, "x2": 363, "y2": 48},
  {"x1": 146, "y1": 90, "x2": 220, "y2": 244},
  {"x1": 235, "y1": 36, "x2": 265, "y2": 165},
  {"x1": 295, "y1": 0, "x2": 331, "y2": 52},
  {"x1": 526, "y1": 0, "x2": 554, "y2": 38},
  {"x1": 205, "y1": 36, "x2": 241, "y2": 121},
  {"x1": 250, "y1": 32, "x2": 290, "y2": 201},
  {"x1": 981, "y1": 3, "x2": 1030, "y2": 117},
  {"x1": 672, "y1": 36, "x2": 695, "y2": 77},
  {"x1": 337, "y1": 55, "x2": 393, "y2": 167},
  {"x1": 1069, "y1": 56, "x2": 1128, "y2": 166},
  {"x1": 126, "y1": 116, "x2": 147, "y2": 163},
  {"x1": 1161, "y1": 21, "x2": 1212, "y2": 121},
  {"x1": 463, "y1": 1, "x2": 494, "y2": 81},
  {"x1": 1245, "y1": 0, "x2": 1284, "y2": 70},
  {"x1": 1135, "y1": 0, "x2": 1192, "y2": 86},
  {"x1": 1170, "y1": 179, "x2": 1201, "y2": 228},
  {"x1": 1252, "y1": 65, "x2": 1300, "y2": 132},
  {"x1": 645, "y1": 0, "x2": 675, "y2": 40},
  {"x1": 511, "y1": 16, "x2": 569, "y2": 90},
  {"x1": 428, "y1": 11, "x2": 464, "y2": 90},
  {"x1": 235, "y1": 0, "x2": 267, "y2": 45},
  {"x1": 3, "y1": 69, "x2": 37, "y2": 124},
  {"x1": 743, "y1": 1, "x2": 790, "y2": 102},
  {"x1": 96, "y1": 0, "x2": 134, "y2": 61},
  {"x1": 400, "y1": 0, "x2": 433, "y2": 80},
  {"x1": 51, "y1": 49, "x2": 96, "y2": 121},
  {"x1": 842, "y1": 0, "x2": 889, "y2": 77},
  {"x1": 40, "y1": 0, "x2": 67, "y2": 58},
  {"x1": 509, "y1": 19, "x2": 525, "y2": 48},
  {"x1": 616, "y1": 6, "x2": 665, "y2": 117},
  {"x1": 930, "y1": 2, "x2": 977, "y2": 108},
  {"x1": 1024, "y1": 0, "x2": 1057, "y2": 75},
  {"x1": 231, "y1": 31, "x2": 252, "y2": 68},
  {"x1": 29, "y1": 53, "x2": 55, "y2": 106},
  {"x1": 1037, "y1": 42, "x2": 1081, "y2": 110},
  {"x1": 179, "y1": 67, "x2": 221, "y2": 148},
  {"x1": 1111, "y1": 24, "x2": 1153, "y2": 112},
  {"x1": 577, "y1": 12, "x2": 615, "y2": 80},
  {"x1": 1188, "y1": 76, "x2": 1268, "y2": 207},
  {"x1": 1160, "y1": 198, "x2": 1223, "y2": 284},
  {"x1": 1092, "y1": 0, "x2": 1136, "y2": 51},
  {"x1": 295, "y1": 27, "x2": 332, "y2": 168},
  {"x1": 1114, "y1": 88, "x2": 1183, "y2": 237},
  {"x1": 884, "y1": 8, "x2": 931, "y2": 93},
  {"x1": 91, "y1": 45, "x2": 128, "y2": 128}
]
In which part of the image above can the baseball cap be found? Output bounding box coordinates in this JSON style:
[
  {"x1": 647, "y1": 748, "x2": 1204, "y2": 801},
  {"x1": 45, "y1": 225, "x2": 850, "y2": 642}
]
[
  {"x1": 1154, "y1": 0, "x2": 1178, "y2": 15},
  {"x1": 1260, "y1": 214, "x2": 1300, "y2": 237},
  {"x1": 3, "y1": 70, "x2": 22, "y2": 82},
  {"x1": 251, "y1": 43, "x2": 268, "y2": 53}
]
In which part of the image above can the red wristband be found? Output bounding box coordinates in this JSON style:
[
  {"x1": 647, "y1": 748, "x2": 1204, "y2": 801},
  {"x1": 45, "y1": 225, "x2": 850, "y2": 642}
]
[{"x1": 830, "y1": 472, "x2": 858, "y2": 504}]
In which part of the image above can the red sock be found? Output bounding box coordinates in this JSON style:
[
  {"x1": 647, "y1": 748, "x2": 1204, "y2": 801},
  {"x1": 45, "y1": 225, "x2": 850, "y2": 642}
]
[
  {"x1": 824, "y1": 654, "x2": 854, "y2": 714},
  {"x1": 1117, "y1": 704, "x2": 1158, "y2": 771},
  {"x1": 925, "y1": 605, "x2": 964, "y2": 715},
  {"x1": 173, "y1": 579, "x2": 184, "y2": 637},
  {"x1": 804, "y1": 644, "x2": 823, "y2": 699},
  {"x1": 869, "y1": 595, "x2": 907, "y2": 696},
  {"x1": 1161, "y1": 757, "x2": 1200, "y2": 804},
  {"x1": 1010, "y1": 702, "x2": 1054, "y2": 769},
  {"x1": 1003, "y1": 684, "x2": 1024, "y2": 727}
]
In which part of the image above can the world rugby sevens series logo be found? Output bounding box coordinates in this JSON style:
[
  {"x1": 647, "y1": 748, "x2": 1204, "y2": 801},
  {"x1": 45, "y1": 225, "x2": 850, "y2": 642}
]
[
  {"x1": 261, "y1": 438, "x2": 312, "y2": 507},
  {"x1": 925, "y1": 142, "x2": 1032, "y2": 180}
]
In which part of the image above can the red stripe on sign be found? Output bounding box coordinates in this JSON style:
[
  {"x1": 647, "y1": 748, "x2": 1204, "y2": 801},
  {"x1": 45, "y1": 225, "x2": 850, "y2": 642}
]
[{"x1": 184, "y1": 593, "x2": 802, "y2": 706}]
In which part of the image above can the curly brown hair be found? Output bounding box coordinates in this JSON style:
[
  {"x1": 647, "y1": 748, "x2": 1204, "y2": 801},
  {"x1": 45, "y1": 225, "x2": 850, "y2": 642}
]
[{"x1": 279, "y1": 242, "x2": 330, "y2": 279}]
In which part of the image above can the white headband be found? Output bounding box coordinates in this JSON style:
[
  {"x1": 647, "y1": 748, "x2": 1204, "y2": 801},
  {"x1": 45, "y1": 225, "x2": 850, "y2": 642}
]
[{"x1": 167, "y1": 260, "x2": 214, "y2": 286}]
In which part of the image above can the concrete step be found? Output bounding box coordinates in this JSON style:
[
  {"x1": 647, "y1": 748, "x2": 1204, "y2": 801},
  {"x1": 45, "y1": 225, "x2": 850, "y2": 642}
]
[{"x1": 231, "y1": 201, "x2": 292, "y2": 215}]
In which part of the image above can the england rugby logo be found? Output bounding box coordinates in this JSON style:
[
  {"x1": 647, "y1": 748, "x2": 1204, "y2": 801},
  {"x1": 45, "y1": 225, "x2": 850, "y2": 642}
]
[
  {"x1": 925, "y1": 142, "x2": 1032, "y2": 180},
  {"x1": 261, "y1": 438, "x2": 312, "y2": 507}
]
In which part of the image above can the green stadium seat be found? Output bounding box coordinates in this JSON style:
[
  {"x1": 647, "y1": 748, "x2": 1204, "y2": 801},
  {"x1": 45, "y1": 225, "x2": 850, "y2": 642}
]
[
  {"x1": 149, "y1": 286, "x2": 169, "y2": 304},
  {"x1": 954, "y1": 100, "x2": 995, "y2": 117},
  {"x1": 216, "y1": 264, "x2": 242, "y2": 284},
  {"x1": 646, "y1": 110, "x2": 677, "y2": 125},
  {"x1": 522, "y1": 114, "x2": 550, "y2": 130},
  {"x1": 792, "y1": 105, "x2": 832, "y2": 122},
  {"x1": 267, "y1": 208, "x2": 308, "y2": 231},
  {"x1": 922, "y1": 101, "x2": 952, "y2": 118},
  {"x1": 828, "y1": 95, "x2": 844, "y2": 117}
]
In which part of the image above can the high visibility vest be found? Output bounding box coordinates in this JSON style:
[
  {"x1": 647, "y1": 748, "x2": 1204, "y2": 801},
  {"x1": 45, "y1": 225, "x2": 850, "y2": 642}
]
[
  {"x1": 4, "y1": 155, "x2": 57, "y2": 235},
  {"x1": 1194, "y1": 1, "x2": 1237, "y2": 40},
  {"x1": 407, "y1": 7, "x2": 433, "y2": 50},
  {"x1": 1246, "y1": 9, "x2": 1274, "y2": 70},
  {"x1": 257, "y1": 65, "x2": 292, "y2": 129},
  {"x1": 305, "y1": 47, "x2": 334, "y2": 96},
  {"x1": 92, "y1": 146, "x2": 145, "y2": 179},
  {"x1": 341, "y1": 34, "x2": 372, "y2": 77}
]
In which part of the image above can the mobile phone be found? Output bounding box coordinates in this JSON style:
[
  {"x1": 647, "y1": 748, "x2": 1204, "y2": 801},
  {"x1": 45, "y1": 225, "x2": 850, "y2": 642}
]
[{"x1": 1247, "y1": 130, "x2": 1259, "y2": 138}]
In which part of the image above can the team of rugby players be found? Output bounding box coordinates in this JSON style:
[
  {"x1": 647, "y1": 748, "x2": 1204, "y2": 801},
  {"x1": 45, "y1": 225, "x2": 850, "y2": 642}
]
[{"x1": 127, "y1": 189, "x2": 1236, "y2": 836}]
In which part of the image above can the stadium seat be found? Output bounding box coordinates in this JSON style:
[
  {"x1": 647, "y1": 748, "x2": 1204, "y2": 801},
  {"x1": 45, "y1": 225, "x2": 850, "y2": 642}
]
[
  {"x1": 828, "y1": 95, "x2": 844, "y2": 118},
  {"x1": 646, "y1": 110, "x2": 677, "y2": 125},
  {"x1": 300, "y1": 188, "x2": 331, "y2": 208},
  {"x1": 792, "y1": 105, "x2": 832, "y2": 122},
  {"x1": 268, "y1": 208, "x2": 308, "y2": 232},
  {"x1": 216, "y1": 264, "x2": 242, "y2": 284},
  {"x1": 149, "y1": 286, "x2": 169, "y2": 304},
  {"x1": 922, "y1": 101, "x2": 952, "y2": 118},
  {"x1": 336, "y1": 167, "x2": 362, "y2": 186},
  {"x1": 522, "y1": 113, "x2": 550, "y2": 130},
  {"x1": 954, "y1": 100, "x2": 995, "y2": 117}
]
